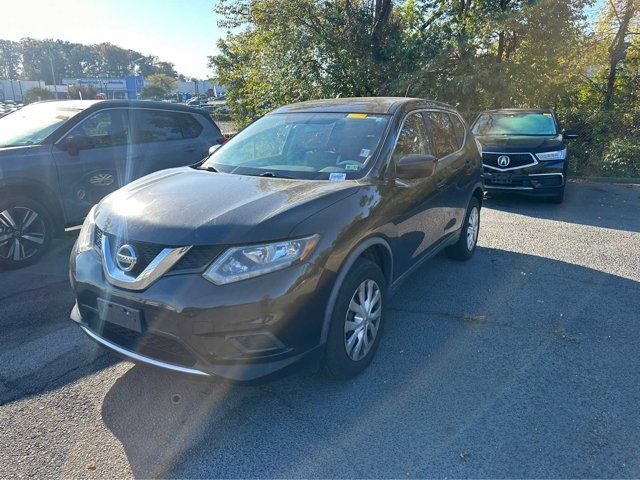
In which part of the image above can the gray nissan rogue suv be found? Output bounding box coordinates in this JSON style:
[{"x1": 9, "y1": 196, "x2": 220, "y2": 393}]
[{"x1": 70, "y1": 97, "x2": 484, "y2": 381}]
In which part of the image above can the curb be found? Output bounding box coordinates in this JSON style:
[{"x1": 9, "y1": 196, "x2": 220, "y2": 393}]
[{"x1": 569, "y1": 176, "x2": 640, "y2": 185}]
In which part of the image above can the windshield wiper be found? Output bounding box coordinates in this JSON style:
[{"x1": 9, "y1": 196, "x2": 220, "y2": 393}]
[
  {"x1": 258, "y1": 171, "x2": 294, "y2": 179},
  {"x1": 199, "y1": 165, "x2": 218, "y2": 173}
]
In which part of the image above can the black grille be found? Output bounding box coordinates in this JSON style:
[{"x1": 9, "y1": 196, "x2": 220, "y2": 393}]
[
  {"x1": 171, "y1": 245, "x2": 223, "y2": 272},
  {"x1": 98, "y1": 322, "x2": 196, "y2": 367},
  {"x1": 94, "y1": 227, "x2": 103, "y2": 250},
  {"x1": 482, "y1": 152, "x2": 536, "y2": 170}
]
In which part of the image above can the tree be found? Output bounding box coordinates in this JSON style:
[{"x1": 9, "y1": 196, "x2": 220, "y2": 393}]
[
  {"x1": 140, "y1": 73, "x2": 177, "y2": 99},
  {"x1": 603, "y1": 0, "x2": 639, "y2": 109},
  {"x1": 23, "y1": 87, "x2": 54, "y2": 104}
]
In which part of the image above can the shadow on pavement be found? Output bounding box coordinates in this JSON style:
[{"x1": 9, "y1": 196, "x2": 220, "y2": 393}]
[
  {"x1": 0, "y1": 230, "x2": 118, "y2": 405},
  {"x1": 485, "y1": 182, "x2": 640, "y2": 233},
  {"x1": 100, "y1": 247, "x2": 640, "y2": 478}
]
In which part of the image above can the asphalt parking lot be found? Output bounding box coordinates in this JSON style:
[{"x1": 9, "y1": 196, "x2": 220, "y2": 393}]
[{"x1": 1, "y1": 181, "x2": 639, "y2": 479}]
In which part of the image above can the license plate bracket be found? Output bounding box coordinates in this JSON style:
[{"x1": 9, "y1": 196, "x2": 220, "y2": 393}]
[
  {"x1": 97, "y1": 299, "x2": 143, "y2": 333},
  {"x1": 490, "y1": 173, "x2": 513, "y2": 185}
]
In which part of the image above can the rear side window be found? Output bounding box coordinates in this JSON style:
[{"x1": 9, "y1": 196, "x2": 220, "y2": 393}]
[
  {"x1": 133, "y1": 110, "x2": 182, "y2": 143},
  {"x1": 426, "y1": 112, "x2": 458, "y2": 158},
  {"x1": 180, "y1": 114, "x2": 204, "y2": 139},
  {"x1": 449, "y1": 114, "x2": 466, "y2": 149}
]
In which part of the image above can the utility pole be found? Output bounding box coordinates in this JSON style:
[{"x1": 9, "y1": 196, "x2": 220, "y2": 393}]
[{"x1": 49, "y1": 54, "x2": 59, "y2": 99}]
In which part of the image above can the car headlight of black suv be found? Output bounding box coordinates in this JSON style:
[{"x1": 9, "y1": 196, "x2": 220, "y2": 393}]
[{"x1": 203, "y1": 235, "x2": 320, "y2": 285}]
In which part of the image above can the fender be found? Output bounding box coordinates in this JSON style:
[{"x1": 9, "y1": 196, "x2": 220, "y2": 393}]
[{"x1": 320, "y1": 236, "x2": 394, "y2": 344}]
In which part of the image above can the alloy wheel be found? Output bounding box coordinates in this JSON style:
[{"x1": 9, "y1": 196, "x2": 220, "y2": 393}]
[
  {"x1": 0, "y1": 207, "x2": 47, "y2": 262},
  {"x1": 466, "y1": 206, "x2": 479, "y2": 251},
  {"x1": 344, "y1": 279, "x2": 382, "y2": 361}
]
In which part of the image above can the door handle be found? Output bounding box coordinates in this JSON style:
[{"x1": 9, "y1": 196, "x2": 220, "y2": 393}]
[{"x1": 437, "y1": 180, "x2": 446, "y2": 189}]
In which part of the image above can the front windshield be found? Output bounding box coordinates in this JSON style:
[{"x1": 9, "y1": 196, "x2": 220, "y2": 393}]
[
  {"x1": 0, "y1": 102, "x2": 83, "y2": 147},
  {"x1": 203, "y1": 112, "x2": 390, "y2": 179},
  {"x1": 472, "y1": 112, "x2": 558, "y2": 136}
]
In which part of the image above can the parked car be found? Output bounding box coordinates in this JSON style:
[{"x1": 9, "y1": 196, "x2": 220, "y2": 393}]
[
  {"x1": 472, "y1": 108, "x2": 578, "y2": 203},
  {"x1": 0, "y1": 99, "x2": 224, "y2": 268},
  {"x1": 70, "y1": 97, "x2": 483, "y2": 382}
]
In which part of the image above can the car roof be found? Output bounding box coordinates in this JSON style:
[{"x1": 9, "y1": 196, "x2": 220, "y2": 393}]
[
  {"x1": 270, "y1": 97, "x2": 456, "y2": 115},
  {"x1": 35, "y1": 99, "x2": 207, "y2": 115}
]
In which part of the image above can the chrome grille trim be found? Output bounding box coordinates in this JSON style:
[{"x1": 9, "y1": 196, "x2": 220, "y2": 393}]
[
  {"x1": 101, "y1": 235, "x2": 191, "y2": 291},
  {"x1": 482, "y1": 152, "x2": 538, "y2": 171}
]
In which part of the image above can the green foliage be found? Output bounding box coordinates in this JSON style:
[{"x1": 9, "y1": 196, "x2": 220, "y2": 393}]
[
  {"x1": 140, "y1": 74, "x2": 178, "y2": 99},
  {"x1": 23, "y1": 87, "x2": 54, "y2": 104},
  {"x1": 68, "y1": 84, "x2": 97, "y2": 100},
  {"x1": 602, "y1": 138, "x2": 640, "y2": 176},
  {"x1": 0, "y1": 38, "x2": 180, "y2": 84},
  {"x1": 212, "y1": 0, "x2": 640, "y2": 177}
]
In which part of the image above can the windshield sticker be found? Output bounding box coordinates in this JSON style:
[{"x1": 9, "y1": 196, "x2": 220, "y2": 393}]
[
  {"x1": 543, "y1": 113, "x2": 552, "y2": 117},
  {"x1": 329, "y1": 173, "x2": 347, "y2": 181},
  {"x1": 345, "y1": 164, "x2": 360, "y2": 171},
  {"x1": 347, "y1": 113, "x2": 367, "y2": 119},
  {"x1": 359, "y1": 148, "x2": 370, "y2": 157}
]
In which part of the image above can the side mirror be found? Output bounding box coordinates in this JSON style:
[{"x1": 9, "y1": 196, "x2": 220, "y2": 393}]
[
  {"x1": 563, "y1": 129, "x2": 579, "y2": 140},
  {"x1": 62, "y1": 134, "x2": 93, "y2": 156},
  {"x1": 396, "y1": 154, "x2": 438, "y2": 178},
  {"x1": 208, "y1": 144, "x2": 221, "y2": 155}
]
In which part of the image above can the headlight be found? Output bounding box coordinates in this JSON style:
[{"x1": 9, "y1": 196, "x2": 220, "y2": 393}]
[
  {"x1": 76, "y1": 205, "x2": 97, "y2": 254},
  {"x1": 536, "y1": 149, "x2": 566, "y2": 161},
  {"x1": 203, "y1": 235, "x2": 320, "y2": 285}
]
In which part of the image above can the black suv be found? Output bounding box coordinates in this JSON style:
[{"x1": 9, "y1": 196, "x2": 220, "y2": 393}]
[
  {"x1": 472, "y1": 108, "x2": 578, "y2": 203},
  {"x1": 0, "y1": 100, "x2": 223, "y2": 268},
  {"x1": 70, "y1": 97, "x2": 483, "y2": 381}
]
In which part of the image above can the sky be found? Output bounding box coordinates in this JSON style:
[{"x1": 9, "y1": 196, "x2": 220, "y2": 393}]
[{"x1": 2, "y1": 0, "x2": 224, "y2": 79}]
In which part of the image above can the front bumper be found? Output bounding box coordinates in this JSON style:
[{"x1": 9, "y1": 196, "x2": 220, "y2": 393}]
[
  {"x1": 482, "y1": 162, "x2": 565, "y2": 196},
  {"x1": 70, "y1": 248, "x2": 333, "y2": 381}
]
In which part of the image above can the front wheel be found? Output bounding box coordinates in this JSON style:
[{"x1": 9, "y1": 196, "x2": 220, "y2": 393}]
[
  {"x1": 549, "y1": 188, "x2": 565, "y2": 204},
  {"x1": 446, "y1": 197, "x2": 480, "y2": 261},
  {"x1": 324, "y1": 258, "x2": 387, "y2": 379},
  {"x1": 0, "y1": 197, "x2": 52, "y2": 269}
]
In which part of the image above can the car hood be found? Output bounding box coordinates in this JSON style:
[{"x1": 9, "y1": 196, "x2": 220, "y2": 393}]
[
  {"x1": 96, "y1": 167, "x2": 360, "y2": 245},
  {"x1": 475, "y1": 135, "x2": 564, "y2": 152}
]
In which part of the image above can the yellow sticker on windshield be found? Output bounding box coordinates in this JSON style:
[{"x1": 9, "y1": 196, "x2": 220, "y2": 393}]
[
  {"x1": 347, "y1": 113, "x2": 367, "y2": 119},
  {"x1": 543, "y1": 113, "x2": 552, "y2": 117}
]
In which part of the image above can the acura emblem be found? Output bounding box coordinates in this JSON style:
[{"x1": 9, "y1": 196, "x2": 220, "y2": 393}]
[
  {"x1": 116, "y1": 244, "x2": 138, "y2": 272},
  {"x1": 497, "y1": 155, "x2": 511, "y2": 167}
]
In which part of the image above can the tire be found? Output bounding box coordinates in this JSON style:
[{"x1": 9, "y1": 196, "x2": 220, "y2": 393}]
[
  {"x1": 445, "y1": 197, "x2": 480, "y2": 261},
  {"x1": 0, "y1": 196, "x2": 53, "y2": 269},
  {"x1": 549, "y1": 188, "x2": 564, "y2": 204},
  {"x1": 324, "y1": 258, "x2": 387, "y2": 379}
]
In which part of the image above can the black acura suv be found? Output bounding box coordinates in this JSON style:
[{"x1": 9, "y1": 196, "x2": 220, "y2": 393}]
[
  {"x1": 70, "y1": 97, "x2": 483, "y2": 381},
  {"x1": 472, "y1": 108, "x2": 578, "y2": 203}
]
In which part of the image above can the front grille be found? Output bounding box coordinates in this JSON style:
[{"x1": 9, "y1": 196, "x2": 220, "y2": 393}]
[
  {"x1": 98, "y1": 322, "x2": 196, "y2": 367},
  {"x1": 95, "y1": 229, "x2": 221, "y2": 275},
  {"x1": 482, "y1": 152, "x2": 536, "y2": 170}
]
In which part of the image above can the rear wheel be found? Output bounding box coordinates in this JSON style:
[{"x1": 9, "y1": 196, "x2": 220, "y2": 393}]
[
  {"x1": 446, "y1": 197, "x2": 480, "y2": 261},
  {"x1": 0, "y1": 197, "x2": 52, "y2": 269},
  {"x1": 324, "y1": 258, "x2": 386, "y2": 379}
]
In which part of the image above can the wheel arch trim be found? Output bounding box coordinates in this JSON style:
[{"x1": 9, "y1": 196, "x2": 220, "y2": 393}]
[{"x1": 320, "y1": 236, "x2": 393, "y2": 344}]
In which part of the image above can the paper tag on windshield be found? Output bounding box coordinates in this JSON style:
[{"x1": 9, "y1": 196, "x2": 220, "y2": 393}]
[
  {"x1": 359, "y1": 148, "x2": 370, "y2": 157},
  {"x1": 329, "y1": 173, "x2": 347, "y2": 182}
]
